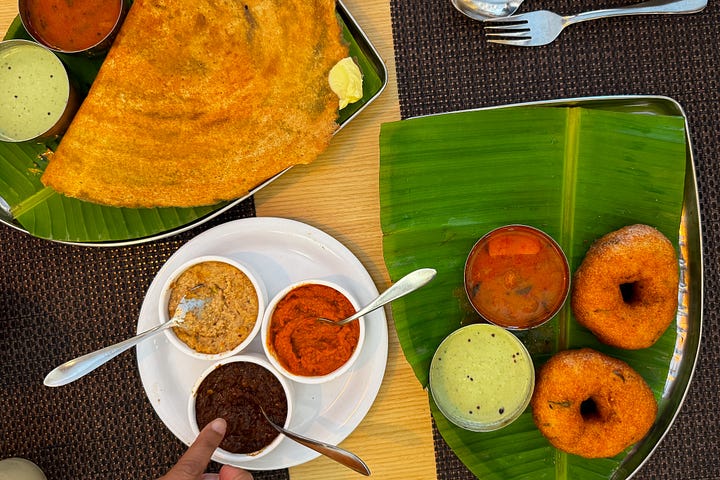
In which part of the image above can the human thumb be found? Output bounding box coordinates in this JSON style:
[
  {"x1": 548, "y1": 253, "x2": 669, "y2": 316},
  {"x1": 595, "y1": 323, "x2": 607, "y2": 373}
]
[
  {"x1": 219, "y1": 464, "x2": 253, "y2": 480},
  {"x1": 162, "y1": 418, "x2": 227, "y2": 479}
]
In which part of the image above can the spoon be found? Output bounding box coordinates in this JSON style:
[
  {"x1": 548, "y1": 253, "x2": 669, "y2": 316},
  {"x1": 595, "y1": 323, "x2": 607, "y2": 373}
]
[
  {"x1": 451, "y1": 0, "x2": 525, "y2": 20},
  {"x1": 44, "y1": 288, "x2": 209, "y2": 387},
  {"x1": 317, "y1": 268, "x2": 437, "y2": 326},
  {"x1": 255, "y1": 402, "x2": 371, "y2": 476}
]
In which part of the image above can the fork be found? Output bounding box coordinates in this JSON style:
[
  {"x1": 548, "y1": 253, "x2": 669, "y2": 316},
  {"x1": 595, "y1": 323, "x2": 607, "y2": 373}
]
[{"x1": 484, "y1": 0, "x2": 707, "y2": 46}]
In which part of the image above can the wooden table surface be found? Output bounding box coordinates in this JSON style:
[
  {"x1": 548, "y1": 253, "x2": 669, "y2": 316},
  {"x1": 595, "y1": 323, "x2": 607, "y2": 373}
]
[{"x1": 0, "y1": 1, "x2": 438, "y2": 479}]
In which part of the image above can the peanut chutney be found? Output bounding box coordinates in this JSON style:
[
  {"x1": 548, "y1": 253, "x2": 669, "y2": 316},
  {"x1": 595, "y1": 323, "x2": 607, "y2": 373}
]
[
  {"x1": 169, "y1": 261, "x2": 258, "y2": 354},
  {"x1": 195, "y1": 361, "x2": 287, "y2": 454},
  {"x1": 268, "y1": 284, "x2": 359, "y2": 376}
]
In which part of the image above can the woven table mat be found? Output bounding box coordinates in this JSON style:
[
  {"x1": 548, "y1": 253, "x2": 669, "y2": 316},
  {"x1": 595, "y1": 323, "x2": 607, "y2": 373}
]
[
  {"x1": 0, "y1": 199, "x2": 288, "y2": 480},
  {"x1": 389, "y1": 0, "x2": 720, "y2": 478}
]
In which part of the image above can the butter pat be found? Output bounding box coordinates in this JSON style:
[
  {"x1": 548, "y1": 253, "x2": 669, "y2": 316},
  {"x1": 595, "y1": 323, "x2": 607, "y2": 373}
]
[{"x1": 329, "y1": 57, "x2": 363, "y2": 109}]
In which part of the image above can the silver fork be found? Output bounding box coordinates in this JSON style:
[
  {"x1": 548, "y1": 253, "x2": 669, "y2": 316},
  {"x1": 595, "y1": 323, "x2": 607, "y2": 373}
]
[{"x1": 484, "y1": 0, "x2": 707, "y2": 46}]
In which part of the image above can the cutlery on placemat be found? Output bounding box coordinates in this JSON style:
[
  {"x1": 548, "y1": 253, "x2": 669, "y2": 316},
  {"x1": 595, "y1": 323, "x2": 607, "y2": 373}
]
[
  {"x1": 452, "y1": 0, "x2": 526, "y2": 19},
  {"x1": 483, "y1": 0, "x2": 707, "y2": 46}
]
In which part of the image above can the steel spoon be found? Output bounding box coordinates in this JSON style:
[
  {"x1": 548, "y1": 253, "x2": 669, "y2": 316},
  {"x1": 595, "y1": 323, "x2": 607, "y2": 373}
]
[
  {"x1": 452, "y1": 0, "x2": 525, "y2": 19},
  {"x1": 317, "y1": 268, "x2": 437, "y2": 326},
  {"x1": 44, "y1": 289, "x2": 208, "y2": 387},
  {"x1": 255, "y1": 402, "x2": 370, "y2": 476}
]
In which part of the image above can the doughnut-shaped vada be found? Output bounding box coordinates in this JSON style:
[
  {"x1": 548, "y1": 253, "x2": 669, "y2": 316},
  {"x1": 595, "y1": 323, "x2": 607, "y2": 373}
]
[
  {"x1": 531, "y1": 348, "x2": 657, "y2": 458},
  {"x1": 571, "y1": 224, "x2": 678, "y2": 350}
]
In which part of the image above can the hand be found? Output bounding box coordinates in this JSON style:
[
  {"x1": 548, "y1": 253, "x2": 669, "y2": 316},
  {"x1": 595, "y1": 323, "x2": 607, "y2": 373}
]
[{"x1": 159, "y1": 418, "x2": 253, "y2": 480}]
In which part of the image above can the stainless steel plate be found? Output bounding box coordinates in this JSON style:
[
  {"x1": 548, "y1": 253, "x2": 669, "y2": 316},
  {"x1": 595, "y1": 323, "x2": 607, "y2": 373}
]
[
  {"x1": 0, "y1": 0, "x2": 388, "y2": 246},
  {"x1": 428, "y1": 95, "x2": 703, "y2": 478}
]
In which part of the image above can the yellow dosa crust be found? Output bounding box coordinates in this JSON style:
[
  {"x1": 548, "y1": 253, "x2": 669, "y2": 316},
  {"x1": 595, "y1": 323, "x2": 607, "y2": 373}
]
[{"x1": 41, "y1": 0, "x2": 348, "y2": 208}]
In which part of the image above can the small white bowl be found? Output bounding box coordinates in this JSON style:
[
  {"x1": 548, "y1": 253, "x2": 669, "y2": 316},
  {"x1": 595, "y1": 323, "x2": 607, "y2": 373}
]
[
  {"x1": 188, "y1": 354, "x2": 293, "y2": 461},
  {"x1": 261, "y1": 279, "x2": 365, "y2": 384},
  {"x1": 158, "y1": 255, "x2": 267, "y2": 361}
]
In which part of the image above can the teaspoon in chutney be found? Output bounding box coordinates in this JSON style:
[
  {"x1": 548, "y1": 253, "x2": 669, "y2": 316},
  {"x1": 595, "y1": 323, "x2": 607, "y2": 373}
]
[
  {"x1": 44, "y1": 288, "x2": 209, "y2": 387},
  {"x1": 254, "y1": 401, "x2": 370, "y2": 476},
  {"x1": 317, "y1": 268, "x2": 436, "y2": 326}
]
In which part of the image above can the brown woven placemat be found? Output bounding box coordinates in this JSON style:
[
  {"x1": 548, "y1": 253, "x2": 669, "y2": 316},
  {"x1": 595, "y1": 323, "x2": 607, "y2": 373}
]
[
  {"x1": 0, "y1": 199, "x2": 288, "y2": 480},
  {"x1": 389, "y1": 0, "x2": 720, "y2": 478}
]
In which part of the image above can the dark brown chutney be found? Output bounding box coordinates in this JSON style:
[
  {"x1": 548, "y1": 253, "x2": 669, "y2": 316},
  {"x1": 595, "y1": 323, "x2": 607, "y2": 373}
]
[{"x1": 195, "y1": 361, "x2": 288, "y2": 454}]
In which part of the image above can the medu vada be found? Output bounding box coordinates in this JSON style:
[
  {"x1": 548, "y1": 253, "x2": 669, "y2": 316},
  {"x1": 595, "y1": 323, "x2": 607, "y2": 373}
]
[
  {"x1": 531, "y1": 348, "x2": 657, "y2": 458},
  {"x1": 571, "y1": 224, "x2": 679, "y2": 350}
]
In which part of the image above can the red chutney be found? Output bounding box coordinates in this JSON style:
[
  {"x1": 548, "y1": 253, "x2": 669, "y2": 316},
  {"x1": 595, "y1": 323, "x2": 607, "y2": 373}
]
[
  {"x1": 22, "y1": 0, "x2": 123, "y2": 52},
  {"x1": 464, "y1": 225, "x2": 570, "y2": 329},
  {"x1": 268, "y1": 284, "x2": 360, "y2": 377}
]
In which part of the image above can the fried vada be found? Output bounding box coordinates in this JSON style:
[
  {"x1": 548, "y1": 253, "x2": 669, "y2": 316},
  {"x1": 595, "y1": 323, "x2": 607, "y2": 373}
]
[
  {"x1": 41, "y1": 0, "x2": 348, "y2": 208},
  {"x1": 571, "y1": 224, "x2": 679, "y2": 350},
  {"x1": 531, "y1": 348, "x2": 657, "y2": 458}
]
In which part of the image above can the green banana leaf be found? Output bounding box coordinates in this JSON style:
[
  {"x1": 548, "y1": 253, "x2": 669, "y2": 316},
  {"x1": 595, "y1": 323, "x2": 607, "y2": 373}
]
[
  {"x1": 0, "y1": 3, "x2": 385, "y2": 244},
  {"x1": 379, "y1": 104, "x2": 687, "y2": 479},
  {"x1": 0, "y1": 15, "x2": 222, "y2": 243}
]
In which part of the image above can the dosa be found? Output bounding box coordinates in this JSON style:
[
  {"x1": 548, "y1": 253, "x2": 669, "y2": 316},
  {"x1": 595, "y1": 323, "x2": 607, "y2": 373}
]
[{"x1": 41, "y1": 0, "x2": 348, "y2": 208}]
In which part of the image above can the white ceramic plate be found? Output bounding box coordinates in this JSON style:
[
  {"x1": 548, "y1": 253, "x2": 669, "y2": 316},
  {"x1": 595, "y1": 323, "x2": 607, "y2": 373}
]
[{"x1": 136, "y1": 217, "x2": 389, "y2": 470}]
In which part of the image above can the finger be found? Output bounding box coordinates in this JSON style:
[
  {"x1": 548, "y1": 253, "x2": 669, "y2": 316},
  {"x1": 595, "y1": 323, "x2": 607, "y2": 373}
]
[
  {"x1": 166, "y1": 418, "x2": 227, "y2": 479},
  {"x1": 219, "y1": 465, "x2": 254, "y2": 480}
]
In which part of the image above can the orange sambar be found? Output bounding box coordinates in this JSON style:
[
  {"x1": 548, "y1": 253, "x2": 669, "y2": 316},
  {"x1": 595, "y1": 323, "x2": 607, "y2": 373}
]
[
  {"x1": 464, "y1": 225, "x2": 570, "y2": 329},
  {"x1": 21, "y1": 0, "x2": 124, "y2": 53}
]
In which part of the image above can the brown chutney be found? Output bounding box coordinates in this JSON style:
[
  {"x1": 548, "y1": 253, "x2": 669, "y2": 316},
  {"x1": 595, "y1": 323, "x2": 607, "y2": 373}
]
[
  {"x1": 169, "y1": 260, "x2": 259, "y2": 354},
  {"x1": 194, "y1": 361, "x2": 288, "y2": 454}
]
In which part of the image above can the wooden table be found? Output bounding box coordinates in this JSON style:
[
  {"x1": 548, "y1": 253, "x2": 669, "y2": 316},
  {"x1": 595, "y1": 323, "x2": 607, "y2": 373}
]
[{"x1": 0, "y1": 1, "x2": 438, "y2": 479}]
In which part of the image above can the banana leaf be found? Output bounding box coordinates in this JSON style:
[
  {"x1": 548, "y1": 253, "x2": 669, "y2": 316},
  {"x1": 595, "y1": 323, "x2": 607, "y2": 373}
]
[
  {"x1": 0, "y1": 2, "x2": 385, "y2": 244},
  {"x1": 379, "y1": 103, "x2": 687, "y2": 479},
  {"x1": 0, "y1": 16, "x2": 222, "y2": 243}
]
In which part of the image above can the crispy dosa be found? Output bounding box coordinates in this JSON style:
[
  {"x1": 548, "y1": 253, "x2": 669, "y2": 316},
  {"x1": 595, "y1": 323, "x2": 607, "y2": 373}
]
[{"x1": 41, "y1": 0, "x2": 348, "y2": 208}]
